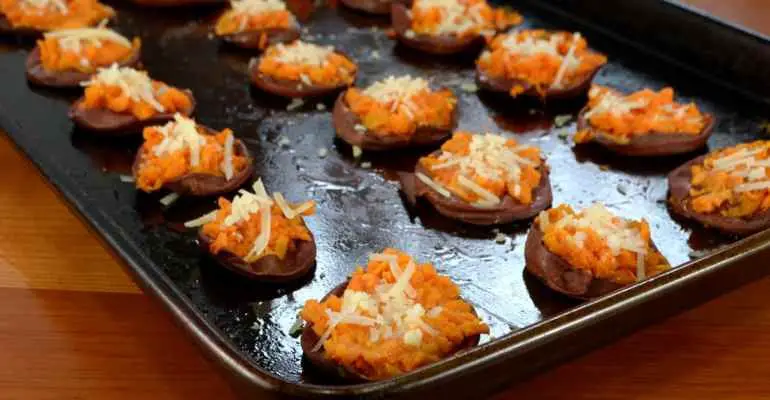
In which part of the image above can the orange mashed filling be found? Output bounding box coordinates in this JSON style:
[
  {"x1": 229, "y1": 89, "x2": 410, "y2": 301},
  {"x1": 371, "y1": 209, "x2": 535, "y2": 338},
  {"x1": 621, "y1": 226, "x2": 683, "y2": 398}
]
[
  {"x1": 419, "y1": 131, "x2": 542, "y2": 205},
  {"x1": 476, "y1": 30, "x2": 607, "y2": 97},
  {"x1": 257, "y1": 45, "x2": 357, "y2": 87},
  {"x1": 0, "y1": 0, "x2": 114, "y2": 31},
  {"x1": 688, "y1": 141, "x2": 770, "y2": 218},
  {"x1": 136, "y1": 126, "x2": 249, "y2": 192},
  {"x1": 410, "y1": 0, "x2": 521, "y2": 38},
  {"x1": 81, "y1": 81, "x2": 192, "y2": 120},
  {"x1": 38, "y1": 36, "x2": 140, "y2": 73},
  {"x1": 301, "y1": 248, "x2": 488, "y2": 380},
  {"x1": 201, "y1": 198, "x2": 314, "y2": 260},
  {"x1": 537, "y1": 204, "x2": 669, "y2": 284},
  {"x1": 214, "y1": 9, "x2": 292, "y2": 37},
  {"x1": 345, "y1": 87, "x2": 456, "y2": 137},
  {"x1": 575, "y1": 85, "x2": 707, "y2": 144}
]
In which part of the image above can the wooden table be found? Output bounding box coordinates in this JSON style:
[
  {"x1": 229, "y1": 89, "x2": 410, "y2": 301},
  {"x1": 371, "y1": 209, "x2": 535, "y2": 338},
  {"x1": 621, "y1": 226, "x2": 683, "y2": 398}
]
[{"x1": 3, "y1": 2, "x2": 770, "y2": 398}]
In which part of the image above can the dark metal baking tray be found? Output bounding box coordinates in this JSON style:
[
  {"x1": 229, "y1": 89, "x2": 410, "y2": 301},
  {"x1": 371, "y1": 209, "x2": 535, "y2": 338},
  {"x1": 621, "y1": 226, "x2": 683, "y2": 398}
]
[{"x1": 1, "y1": 0, "x2": 770, "y2": 398}]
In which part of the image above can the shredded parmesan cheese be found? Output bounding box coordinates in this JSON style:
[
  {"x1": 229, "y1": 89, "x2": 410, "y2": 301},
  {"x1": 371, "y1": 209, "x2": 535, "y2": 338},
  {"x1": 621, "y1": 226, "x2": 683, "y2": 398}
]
[
  {"x1": 424, "y1": 133, "x2": 541, "y2": 207},
  {"x1": 82, "y1": 64, "x2": 165, "y2": 112},
  {"x1": 286, "y1": 98, "x2": 304, "y2": 111},
  {"x1": 20, "y1": 0, "x2": 69, "y2": 14},
  {"x1": 230, "y1": 0, "x2": 286, "y2": 15},
  {"x1": 352, "y1": 145, "x2": 363, "y2": 159},
  {"x1": 636, "y1": 252, "x2": 646, "y2": 281},
  {"x1": 583, "y1": 88, "x2": 650, "y2": 121},
  {"x1": 310, "y1": 251, "x2": 443, "y2": 352},
  {"x1": 159, "y1": 192, "x2": 180, "y2": 206},
  {"x1": 735, "y1": 180, "x2": 770, "y2": 193},
  {"x1": 544, "y1": 203, "x2": 647, "y2": 257},
  {"x1": 551, "y1": 32, "x2": 581, "y2": 89},
  {"x1": 202, "y1": 180, "x2": 312, "y2": 262},
  {"x1": 412, "y1": 0, "x2": 490, "y2": 36},
  {"x1": 222, "y1": 131, "x2": 235, "y2": 180},
  {"x1": 362, "y1": 76, "x2": 429, "y2": 114},
  {"x1": 416, "y1": 172, "x2": 451, "y2": 197},
  {"x1": 45, "y1": 24, "x2": 131, "y2": 55},
  {"x1": 184, "y1": 210, "x2": 219, "y2": 228},
  {"x1": 273, "y1": 41, "x2": 334, "y2": 67},
  {"x1": 151, "y1": 114, "x2": 207, "y2": 168},
  {"x1": 457, "y1": 174, "x2": 500, "y2": 204}
]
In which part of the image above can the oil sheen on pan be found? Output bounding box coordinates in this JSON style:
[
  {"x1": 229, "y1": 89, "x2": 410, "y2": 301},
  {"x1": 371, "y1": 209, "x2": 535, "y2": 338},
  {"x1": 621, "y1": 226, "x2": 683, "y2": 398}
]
[{"x1": 0, "y1": 0, "x2": 764, "y2": 388}]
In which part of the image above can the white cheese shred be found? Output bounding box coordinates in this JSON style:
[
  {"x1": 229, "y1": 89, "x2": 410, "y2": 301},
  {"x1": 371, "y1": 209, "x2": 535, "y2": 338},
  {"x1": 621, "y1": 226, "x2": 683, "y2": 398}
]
[
  {"x1": 551, "y1": 32, "x2": 581, "y2": 89},
  {"x1": 82, "y1": 64, "x2": 166, "y2": 113},
  {"x1": 222, "y1": 131, "x2": 235, "y2": 180},
  {"x1": 184, "y1": 210, "x2": 219, "y2": 228},
  {"x1": 415, "y1": 172, "x2": 451, "y2": 198},
  {"x1": 159, "y1": 192, "x2": 180, "y2": 206},
  {"x1": 636, "y1": 252, "x2": 646, "y2": 281}
]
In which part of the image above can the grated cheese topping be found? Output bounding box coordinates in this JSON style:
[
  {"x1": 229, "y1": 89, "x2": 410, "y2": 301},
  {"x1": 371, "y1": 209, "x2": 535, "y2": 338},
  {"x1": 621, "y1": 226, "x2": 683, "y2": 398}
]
[
  {"x1": 412, "y1": 0, "x2": 492, "y2": 36},
  {"x1": 45, "y1": 23, "x2": 131, "y2": 55},
  {"x1": 150, "y1": 114, "x2": 236, "y2": 175},
  {"x1": 689, "y1": 142, "x2": 770, "y2": 216},
  {"x1": 271, "y1": 41, "x2": 334, "y2": 67},
  {"x1": 424, "y1": 133, "x2": 541, "y2": 208},
  {"x1": 312, "y1": 251, "x2": 438, "y2": 351},
  {"x1": 230, "y1": 0, "x2": 286, "y2": 15},
  {"x1": 551, "y1": 32, "x2": 581, "y2": 89},
  {"x1": 20, "y1": 0, "x2": 69, "y2": 14},
  {"x1": 187, "y1": 179, "x2": 313, "y2": 261},
  {"x1": 579, "y1": 86, "x2": 706, "y2": 142},
  {"x1": 82, "y1": 64, "x2": 165, "y2": 112},
  {"x1": 539, "y1": 203, "x2": 647, "y2": 258},
  {"x1": 501, "y1": 31, "x2": 570, "y2": 59},
  {"x1": 360, "y1": 75, "x2": 430, "y2": 119},
  {"x1": 583, "y1": 86, "x2": 651, "y2": 121},
  {"x1": 363, "y1": 75, "x2": 429, "y2": 104},
  {"x1": 479, "y1": 30, "x2": 605, "y2": 93}
]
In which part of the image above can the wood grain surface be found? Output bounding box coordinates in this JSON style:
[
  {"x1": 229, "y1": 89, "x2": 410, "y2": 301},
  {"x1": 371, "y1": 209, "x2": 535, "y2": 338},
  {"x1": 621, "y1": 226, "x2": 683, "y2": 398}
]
[
  {"x1": 681, "y1": 0, "x2": 770, "y2": 35},
  {"x1": 3, "y1": 3, "x2": 770, "y2": 399}
]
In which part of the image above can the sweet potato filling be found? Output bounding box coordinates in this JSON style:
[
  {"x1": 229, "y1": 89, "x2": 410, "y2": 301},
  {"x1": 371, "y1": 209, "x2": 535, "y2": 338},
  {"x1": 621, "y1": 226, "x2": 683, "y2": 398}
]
[
  {"x1": 537, "y1": 204, "x2": 669, "y2": 284},
  {"x1": 301, "y1": 248, "x2": 488, "y2": 380},
  {"x1": 345, "y1": 76, "x2": 456, "y2": 137},
  {"x1": 688, "y1": 141, "x2": 770, "y2": 218},
  {"x1": 409, "y1": 0, "x2": 521, "y2": 38},
  {"x1": 136, "y1": 119, "x2": 249, "y2": 192},
  {"x1": 575, "y1": 85, "x2": 707, "y2": 144},
  {"x1": 200, "y1": 190, "x2": 314, "y2": 261},
  {"x1": 0, "y1": 0, "x2": 114, "y2": 31},
  {"x1": 257, "y1": 41, "x2": 357, "y2": 86},
  {"x1": 38, "y1": 35, "x2": 140, "y2": 73},
  {"x1": 80, "y1": 70, "x2": 192, "y2": 120},
  {"x1": 215, "y1": 9, "x2": 292, "y2": 36},
  {"x1": 419, "y1": 131, "x2": 542, "y2": 206},
  {"x1": 476, "y1": 30, "x2": 607, "y2": 97}
]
